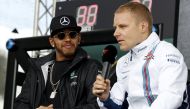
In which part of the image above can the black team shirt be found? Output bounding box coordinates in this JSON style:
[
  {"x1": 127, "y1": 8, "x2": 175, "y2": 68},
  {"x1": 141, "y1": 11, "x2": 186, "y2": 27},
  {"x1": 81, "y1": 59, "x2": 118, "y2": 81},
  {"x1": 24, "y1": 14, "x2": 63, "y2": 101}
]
[{"x1": 40, "y1": 60, "x2": 72, "y2": 108}]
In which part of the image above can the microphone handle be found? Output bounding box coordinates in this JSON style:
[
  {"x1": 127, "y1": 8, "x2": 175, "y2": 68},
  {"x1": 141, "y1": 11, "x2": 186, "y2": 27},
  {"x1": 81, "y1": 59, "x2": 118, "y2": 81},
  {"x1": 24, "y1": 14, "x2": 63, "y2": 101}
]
[{"x1": 102, "y1": 62, "x2": 111, "y2": 79}]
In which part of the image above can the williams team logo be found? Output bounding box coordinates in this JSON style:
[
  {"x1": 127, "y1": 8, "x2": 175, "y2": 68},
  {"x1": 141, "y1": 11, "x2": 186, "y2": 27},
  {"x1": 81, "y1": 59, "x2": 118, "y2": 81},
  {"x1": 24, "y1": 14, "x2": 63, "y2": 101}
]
[{"x1": 144, "y1": 52, "x2": 154, "y2": 60}]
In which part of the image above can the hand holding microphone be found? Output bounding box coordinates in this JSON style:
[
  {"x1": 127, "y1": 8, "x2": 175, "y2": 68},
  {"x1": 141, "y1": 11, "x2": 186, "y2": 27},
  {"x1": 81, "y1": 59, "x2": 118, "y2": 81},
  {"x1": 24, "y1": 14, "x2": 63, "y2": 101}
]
[
  {"x1": 101, "y1": 45, "x2": 117, "y2": 79},
  {"x1": 92, "y1": 45, "x2": 117, "y2": 101}
]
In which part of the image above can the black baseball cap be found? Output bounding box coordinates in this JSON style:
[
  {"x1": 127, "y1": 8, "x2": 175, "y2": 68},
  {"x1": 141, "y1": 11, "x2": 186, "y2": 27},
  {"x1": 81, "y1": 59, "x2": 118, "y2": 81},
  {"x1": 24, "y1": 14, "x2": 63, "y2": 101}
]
[{"x1": 50, "y1": 15, "x2": 81, "y2": 37}]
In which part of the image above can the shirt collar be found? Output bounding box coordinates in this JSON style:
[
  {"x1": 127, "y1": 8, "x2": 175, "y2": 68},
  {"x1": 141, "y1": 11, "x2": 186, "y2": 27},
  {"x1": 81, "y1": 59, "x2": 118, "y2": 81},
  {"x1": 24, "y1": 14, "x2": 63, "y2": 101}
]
[{"x1": 131, "y1": 32, "x2": 160, "y2": 55}]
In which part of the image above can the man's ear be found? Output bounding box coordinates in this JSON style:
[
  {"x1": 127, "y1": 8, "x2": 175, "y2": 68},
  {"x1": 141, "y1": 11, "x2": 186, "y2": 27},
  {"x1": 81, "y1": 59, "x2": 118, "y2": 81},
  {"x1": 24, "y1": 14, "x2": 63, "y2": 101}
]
[
  {"x1": 140, "y1": 21, "x2": 148, "y2": 33},
  {"x1": 78, "y1": 34, "x2": 81, "y2": 44},
  {"x1": 49, "y1": 37, "x2": 55, "y2": 47}
]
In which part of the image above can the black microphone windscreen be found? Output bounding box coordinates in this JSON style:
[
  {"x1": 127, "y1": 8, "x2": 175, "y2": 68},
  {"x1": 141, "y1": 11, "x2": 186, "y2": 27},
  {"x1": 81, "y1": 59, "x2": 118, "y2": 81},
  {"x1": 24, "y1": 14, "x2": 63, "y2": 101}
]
[{"x1": 102, "y1": 45, "x2": 117, "y2": 64}]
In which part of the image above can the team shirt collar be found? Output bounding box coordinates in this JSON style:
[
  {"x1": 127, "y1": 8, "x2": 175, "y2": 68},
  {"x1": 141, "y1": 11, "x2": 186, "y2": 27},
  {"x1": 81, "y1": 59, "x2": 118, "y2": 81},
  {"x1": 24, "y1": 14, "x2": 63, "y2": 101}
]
[{"x1": 131, "y1": 32, "x2": 160, "y2": 55}]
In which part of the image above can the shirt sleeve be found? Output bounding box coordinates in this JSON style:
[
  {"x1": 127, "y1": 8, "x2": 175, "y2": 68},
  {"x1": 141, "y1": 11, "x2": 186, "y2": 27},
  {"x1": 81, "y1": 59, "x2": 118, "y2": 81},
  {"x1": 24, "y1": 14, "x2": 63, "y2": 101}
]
[
  {"x1": 97, "y1": 79, "x2": 127, "y2": 109},
  {"x1": 150, "y1": 43, "x2": 188, "y2": 109}
]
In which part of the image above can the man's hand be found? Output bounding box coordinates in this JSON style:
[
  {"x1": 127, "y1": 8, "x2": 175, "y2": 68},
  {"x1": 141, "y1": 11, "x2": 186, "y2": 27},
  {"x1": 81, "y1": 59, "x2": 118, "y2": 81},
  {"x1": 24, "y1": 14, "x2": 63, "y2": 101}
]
[
  {"x1": 92, "y1": 74, "x2": 110, "y2": 101},
  {"x1": 36, "y1": 104, "x2": 53, "y2": 109}
]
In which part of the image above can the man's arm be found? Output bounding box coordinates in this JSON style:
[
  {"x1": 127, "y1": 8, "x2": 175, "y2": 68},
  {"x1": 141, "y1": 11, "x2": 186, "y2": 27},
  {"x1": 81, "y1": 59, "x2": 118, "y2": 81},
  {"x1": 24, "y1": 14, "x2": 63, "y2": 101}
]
[
  {"x1": 150, "y1": 46, "x2": 188, "y2": 109},
  {"x1": 14, "y1": 66, "x2": 38, "y2": 109},
  {"x1": 93, "y1": 74, "x2": 126, "y2": 109}
]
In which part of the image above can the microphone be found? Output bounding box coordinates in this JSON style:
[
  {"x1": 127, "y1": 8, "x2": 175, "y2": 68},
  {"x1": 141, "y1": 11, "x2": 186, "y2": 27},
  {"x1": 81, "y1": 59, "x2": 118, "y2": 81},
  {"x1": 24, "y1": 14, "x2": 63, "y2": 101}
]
[{"x1": 101, "y1": 45, "x2": 117, "y2": 79}]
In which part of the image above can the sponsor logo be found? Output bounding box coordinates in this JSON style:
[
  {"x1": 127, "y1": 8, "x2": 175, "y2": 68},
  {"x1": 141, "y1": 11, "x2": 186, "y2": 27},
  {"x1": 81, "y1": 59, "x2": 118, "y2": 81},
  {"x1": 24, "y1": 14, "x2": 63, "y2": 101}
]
[
  {"x1": 167, "y1": 58, "x2": 180, "y2": 64},
  {"x1": 70, "y1": 71, "x2": 78, "y2": 86},
  {"x1": 166, "y1": 54, "x2": 180, "y2": 59},
  {"x1": 138, "y1": 46, "x2": 147, "y2": 52},
  {"x1": 144, "y1": 52, "x2": 154, "y2": 60},
  {"x1": 60, "y1": 16, "x2": 70, "y2": 25}
]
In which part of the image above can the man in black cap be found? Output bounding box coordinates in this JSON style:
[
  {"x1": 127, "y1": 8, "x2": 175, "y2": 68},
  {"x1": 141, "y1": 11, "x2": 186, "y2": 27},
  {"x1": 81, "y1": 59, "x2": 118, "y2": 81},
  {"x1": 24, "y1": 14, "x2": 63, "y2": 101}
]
[{"x1": 14, "y1": 15, "x2": 101, "y2": 109}]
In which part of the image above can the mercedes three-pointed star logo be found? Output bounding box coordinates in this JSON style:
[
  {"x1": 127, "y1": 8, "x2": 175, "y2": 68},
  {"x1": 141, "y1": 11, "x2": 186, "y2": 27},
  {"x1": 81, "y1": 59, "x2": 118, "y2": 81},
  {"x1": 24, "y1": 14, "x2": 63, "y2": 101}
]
[{"x1": 60, "y1": 16, "x2": 70, "y2": 25}]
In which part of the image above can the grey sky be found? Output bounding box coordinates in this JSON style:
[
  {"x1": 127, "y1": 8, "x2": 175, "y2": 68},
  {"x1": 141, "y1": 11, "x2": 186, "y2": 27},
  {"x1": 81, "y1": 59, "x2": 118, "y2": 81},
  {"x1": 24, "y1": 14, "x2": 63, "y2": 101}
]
[
  {"x1": 0, "y1": 0, "x2": 35, "y2": 31},
  {"x1": 0, "y1": 1, "x2": 35, "y2": 108}
]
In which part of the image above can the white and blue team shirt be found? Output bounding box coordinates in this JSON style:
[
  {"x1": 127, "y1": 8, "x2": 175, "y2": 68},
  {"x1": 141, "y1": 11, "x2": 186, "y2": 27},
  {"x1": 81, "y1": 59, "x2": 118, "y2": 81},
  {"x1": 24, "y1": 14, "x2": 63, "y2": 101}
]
[{"x1": 97, "y1": 32, "x2": 188, "y2": 109}]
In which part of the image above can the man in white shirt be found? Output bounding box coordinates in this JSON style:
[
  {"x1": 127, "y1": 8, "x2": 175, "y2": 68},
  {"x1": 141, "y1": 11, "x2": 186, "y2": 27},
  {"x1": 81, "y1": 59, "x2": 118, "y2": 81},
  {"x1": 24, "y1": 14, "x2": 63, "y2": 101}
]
[{"x1": 92, "y1": 2, "x2": 188, "y2": 109}]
